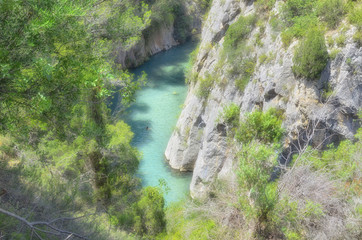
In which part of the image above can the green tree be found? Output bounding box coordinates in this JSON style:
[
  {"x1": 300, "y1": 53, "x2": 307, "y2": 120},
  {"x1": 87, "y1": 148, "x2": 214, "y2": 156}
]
[
  {"x1": 133, "y1": 186, "x2": 166, "y2": 236},
  {"x1": 237, "y1": 142, "x2": 279, "y2": 237},
  {"x1": 292, "y1": 28, "x2": 329, "y2": 79},
  {"x1": 0, "y1": 0, "x2": 150, "y2": 138}
]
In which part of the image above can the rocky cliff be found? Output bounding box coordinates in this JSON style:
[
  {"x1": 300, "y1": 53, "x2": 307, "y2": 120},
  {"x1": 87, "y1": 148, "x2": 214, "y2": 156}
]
[
  {"x1": 115, "y1": 23, "x2": 178, "y2": 68},
  {"x1": 165, "y1": 0, "x2": 362, "y2": 198},
  {"x1": 116, "y1": 1, "x2": 205, "y2": 69}
]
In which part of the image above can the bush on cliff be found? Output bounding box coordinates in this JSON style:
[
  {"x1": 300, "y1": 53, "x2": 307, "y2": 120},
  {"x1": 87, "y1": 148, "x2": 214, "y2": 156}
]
[{"x1": 292, "y1": 28, "x2": 329, "y2": 79}]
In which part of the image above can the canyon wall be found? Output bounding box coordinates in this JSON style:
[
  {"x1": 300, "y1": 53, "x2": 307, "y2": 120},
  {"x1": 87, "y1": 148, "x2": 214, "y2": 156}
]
[
  {"x1": 165, "y1": 0, "x2": 362, "y2": 198},
  {"x1": 116, "y1": 0, "x2": 205, "y2": 69}
]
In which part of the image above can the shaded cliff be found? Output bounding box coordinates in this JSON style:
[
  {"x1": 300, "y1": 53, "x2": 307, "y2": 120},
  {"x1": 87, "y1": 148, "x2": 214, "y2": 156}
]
[{"x1": 115, "y1": 0, "x2": 206, "y2": 69}]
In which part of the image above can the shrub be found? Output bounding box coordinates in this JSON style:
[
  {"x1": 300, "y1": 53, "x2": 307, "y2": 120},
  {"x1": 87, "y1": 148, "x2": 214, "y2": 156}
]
[
  {"x1": 237, "y1": 142, "x2": 279, "y2": 237},
  {"x1": 132, "y1": 186, "x2": 166, "y2": 236},
  {"x1": 270, "y1": 14, "x2": 283, "y2": 32},
  {"x1": 254, "y1": 32, "x2": 263, "y2": 46},
  {"x1": 232, "y1": 58, "x2": 256, "y2": 91},
  {"x1": 259, "y1": 52, "x2": 275, "y2": 65},
  {"x1": 255, "y1": 0, "x2": 276, "y2": 12},
  {"x1": 281, "y1": 0, "x2": 318, "y2": 26},
  {"x1": 222, "y1": 14, "x2": 257, "y2": 89},
  {"x1": 235, "y1": 108, "x2": 283, "y2": 144},
  {"x1": 185, "y1": 44, "x2": 200, "y2": 84},
  {"x1": 259, "y1": 54, "x2": 268, "y2": 64},
  {"x1": 308, "y1": 129, "x2": 361, "y2": 184},
  {"x1": 336, "y1": 34, "x2": 346, "y2": 47},
  {"x1": 326, "y1": 36, "x2": 335, "y2": 47},
  {"x1": 317, "y1": 0, "x2": 345, "y2": 29},
  {"x1": 255, "y1": 0, "x2": 277, "y2": 12},
  {"x1": 280, "y1": 0, "x2": 321, "y2": 47},
  {"x1": 281, "y1": 30, "x2": 294, "y2": 47},
  {"x1": 292, "y1": 28, "x2": 329, "y2": 79},
  {"x1": 196, "y1": 73, "x2": 214, "y2": 99},
  {"x1": 353, "y1": 30, "x2": 362, "y2": 47},
  {"x1": 280, "y1": 15, "x2": 319, "y2": 47},
  {"x1": 329, "y1": 49, "x2": 341, "y2": 60},
  {"x1": 220, "y1": 103, "x2": 240, "y2": 128},
  {"x1": 348, "y1": 3, "x2": 362, "y2": 30},
  {"x1": 223, "y1": 14, "x2": 257, "y2": 60}
]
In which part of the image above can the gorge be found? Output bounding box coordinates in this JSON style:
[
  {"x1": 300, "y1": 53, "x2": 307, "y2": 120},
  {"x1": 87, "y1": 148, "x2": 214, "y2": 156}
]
[{"x1": 0, "y1": 0, "x2": 361, "y2": 239}]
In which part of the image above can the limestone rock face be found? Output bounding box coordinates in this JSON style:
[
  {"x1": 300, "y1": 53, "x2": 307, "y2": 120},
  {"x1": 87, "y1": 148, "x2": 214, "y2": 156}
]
[
  {"x1": 115, "y1": 23, "x2": 178, "y2": 69},
  {"x1": 115, "y1": 1, "x2": 206, "y2": 69},
  {"x1": 165, "y1": 0, "x2": 362, "y2": 198}
]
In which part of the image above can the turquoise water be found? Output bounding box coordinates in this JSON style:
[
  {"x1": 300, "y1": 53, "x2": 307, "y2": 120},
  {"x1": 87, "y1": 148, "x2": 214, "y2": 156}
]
[{"x1": 124, "y1": 42, "x2": 196, "y2": 204}]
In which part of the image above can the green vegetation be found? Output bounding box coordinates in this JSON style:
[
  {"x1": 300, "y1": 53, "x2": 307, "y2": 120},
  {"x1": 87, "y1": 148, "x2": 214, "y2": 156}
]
[
  {"x1": 336, "y1": 33, "x2": 347, "y2": 47},
  {"x1": 279, "y1": 0, "x2": 348, "y2": 48},
  {"x1": 185, "y1": 43, "x2": 200, "y2": 84},
  {"x1": 0, "y1": 0, "x2": 177, "y2": 238},
  {"x1": 259, "y1": 52, "x2": 275, "y2": 65},
  {"x1": 348, "y1": 2, "x2": 362, "y2": 30},
  {"x1": 353, "y1": 30, "x2": 362, "y2": 47},
  {"x1": 144, "y1": 0, "x2": 192, "y2": 43},
  {"x1": 329, "y1": 48, "x2": 341, "y2": 60},
  {"x1": 196, "y1": 73, "x2": 214, "y2": 99},
  {"x1": 281, "y1": 0, "x2": 317, "y2": 25},
  {"x1": 272, "y1": 128, "x2": 362, "y2": 239},
  {"x1": 220, "y1": 103, "x2": 240, "y2": 128},
  {"x1": 160, "y1": 1, "x2": 362, "y2": 239},
  {"x1": 222, "y1": 14, "x2": 258, "y2": 91},
  {"x1": 235, "y1": 109, "x2": 284, "y2": 144},
  {"x1": 308, "y1": 130, "x2": 361, "y2": 183},
  {"x1": 327, "y1": 35, "x2": 335, "y2": 47},
  {"x1": 160, "y1": 115, "x2": 361, "y2": 239},
  {"x1": 233, "y1": 57, "x2": 257, "y2": 91},
  {"x1": 2, "y1": 0, "x2": 361, "y2": 238},
  {"x1": 292, "y1": 28, "x2": 329, "y2": 79},
  {"x1": 223, "y1": 14, "x2": 257, "y2": 60},
  {"x1": 132, "y1": 186, "x2": 166, "y2": 236},
  {"x1": 237, "y1": 142, "x2": 279, "y2": 235},
  {"x1": 348, "y1": 1, "x2": 362, "y2": 46},
  {"x1": 255, "y1": 0, "x2": 276, "y2": 12},
  {"x1": 317, "y1": 0, "x2": 345, "y2": 28}
]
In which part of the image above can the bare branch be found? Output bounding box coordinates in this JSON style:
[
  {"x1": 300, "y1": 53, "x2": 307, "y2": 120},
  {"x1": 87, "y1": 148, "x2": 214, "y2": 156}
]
[{"x1": 0, "y1": 208, "x2": 89, "y2": 240}]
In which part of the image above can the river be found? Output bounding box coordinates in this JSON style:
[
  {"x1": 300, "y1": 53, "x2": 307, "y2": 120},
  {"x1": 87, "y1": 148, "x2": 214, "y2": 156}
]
[{"x1": 123, "y1": 41, "x2": 196, "y2": 204}]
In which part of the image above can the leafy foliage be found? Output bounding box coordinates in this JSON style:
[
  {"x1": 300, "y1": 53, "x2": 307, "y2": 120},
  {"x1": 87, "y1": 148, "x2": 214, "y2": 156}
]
[
  {"x1": 196, "y1": 73, "x2": 214, "y2": 99},
  {"x1": 223, "y1": 14, "x2": 257, "y2": 60},
  {"x1": 222, "y1": 14, "x2": 257, "y2": 91},
  {"x1": 308, "y1": 129, "x2": 361, "y2": 184},
  {"x1": 132, "y1": 186, "x2": 166, "y2": 236},
  {"x1": 292, "y1": 28, "x2": 329, "y2": 79},
  {"x1": 0, "y1": 0, "x2": 170, "y2": 238},
  {"x1": 235, "y1": 109, "x2": 284, "y2": 144},
  {"x1": 255, "y1": 0, "x2": 276, "y2": 12},
  {"x1": 158, "y1": 199, "x2": 230, "y2": 240},
  {"x1": 220, "y1": 103, "x2": 240, "y2": 128},
  {"x1": 281, "y1": 0, "x2": 317, "y2": 26},
  {"x1": 317, "y1": 0, "x2": 345, "y2": 28},
  {"x1": 0, "y1": 0, "x2": 150, "y2": 137},
  {"x1": 348, "y1": 2, "x2": 362, "y2": 30}
]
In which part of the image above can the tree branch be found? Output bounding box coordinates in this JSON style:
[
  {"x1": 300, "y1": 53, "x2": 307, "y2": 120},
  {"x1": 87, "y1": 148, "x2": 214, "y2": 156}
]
[{"x1": 0, "y1": 208, "x2": 89, "y2": 239}]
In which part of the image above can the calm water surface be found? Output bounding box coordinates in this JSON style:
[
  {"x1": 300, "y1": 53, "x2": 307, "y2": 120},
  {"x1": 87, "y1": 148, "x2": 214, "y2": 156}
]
[{"x1": 124, "y1": 42, "x2": 196, "y2": 204}]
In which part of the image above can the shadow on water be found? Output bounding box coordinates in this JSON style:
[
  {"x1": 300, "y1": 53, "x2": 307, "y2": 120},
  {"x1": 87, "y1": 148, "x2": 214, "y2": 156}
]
[
  {"x1": 116, "y1": 41, "x2": 197, "y2": 204},
  {"x1": 126, "y1": 102, "x2": 151, "y2": 114}
]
